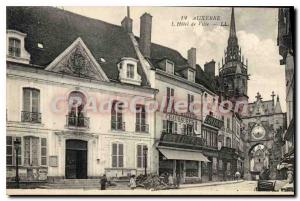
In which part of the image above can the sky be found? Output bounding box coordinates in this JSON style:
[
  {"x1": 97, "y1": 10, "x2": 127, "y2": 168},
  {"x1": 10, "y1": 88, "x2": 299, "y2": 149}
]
[{"x1": 64, "y1": 6, "x2": 286, "y2": 111}]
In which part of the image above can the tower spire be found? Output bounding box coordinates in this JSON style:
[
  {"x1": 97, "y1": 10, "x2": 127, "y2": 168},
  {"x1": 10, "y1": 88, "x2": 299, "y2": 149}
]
[{"x1": 229, "y1": 7, "x2": 237, "y2": 38}]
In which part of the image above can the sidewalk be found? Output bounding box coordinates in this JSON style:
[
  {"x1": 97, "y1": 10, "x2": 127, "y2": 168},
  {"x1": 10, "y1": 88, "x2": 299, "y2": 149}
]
[{"x1": 180, "y1": 180, "x2": 244, "y2": 189}]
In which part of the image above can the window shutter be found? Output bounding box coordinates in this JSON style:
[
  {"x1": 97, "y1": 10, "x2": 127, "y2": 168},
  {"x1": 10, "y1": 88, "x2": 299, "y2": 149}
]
[
  {"x1": 118, "y1": 144, "x2": 124, "y2": 167},
  {"x1": 31, "y1": 89, "x2": 40, "y2": 113},
  {"x1": 23, "y1": 89, "x2": 31, "y2": 112},
  {"x1": 162, "y1": 120, "x2": 167, "y2": 132}
]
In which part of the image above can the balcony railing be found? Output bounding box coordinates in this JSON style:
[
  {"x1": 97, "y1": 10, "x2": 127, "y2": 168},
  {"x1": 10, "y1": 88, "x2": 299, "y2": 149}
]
[
  {"x1": 21, "y1": 111, "x2": 41, "y2": 123},
  {"x1": 111, "y1": 121, "x2": 125, "y2": 131},
  {"x1": 66, "y1": 115, "x2": 89, "y2": 128},
  {"x1": 135, "y1": 123, "x2": 149, "y2": 133}
]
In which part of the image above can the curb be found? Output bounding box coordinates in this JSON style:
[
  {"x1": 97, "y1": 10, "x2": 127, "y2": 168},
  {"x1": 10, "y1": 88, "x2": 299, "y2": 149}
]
[{"x1": 180, "y1": 180, "x2": 245, "y2": 189}]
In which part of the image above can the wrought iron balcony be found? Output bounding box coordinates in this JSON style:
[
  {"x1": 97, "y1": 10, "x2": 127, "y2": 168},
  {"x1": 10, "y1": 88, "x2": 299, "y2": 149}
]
[
  {"x1": 66, "y1": 115, "x2": 89, "y2": 128},
  {"x1": 111, "y1": 121, "x2": 125, "y2": 131},
  {"x1": 135, "y1": 123, "x2": 149, "y2": 133},
  {"x1": 21, "y1": 111, "x2": 41, "y2": 123}
]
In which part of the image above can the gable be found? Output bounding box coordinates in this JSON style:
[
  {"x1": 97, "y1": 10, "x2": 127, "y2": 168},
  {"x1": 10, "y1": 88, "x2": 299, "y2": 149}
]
[{"x1": 46, "y1": 37, "x2": 109, "y2": 81}]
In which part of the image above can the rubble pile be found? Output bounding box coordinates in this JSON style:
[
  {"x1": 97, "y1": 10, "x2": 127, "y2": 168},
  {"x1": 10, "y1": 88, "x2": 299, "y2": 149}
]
[{"x1": 136, "y1": 174, "x2": 174, "y2": 190}]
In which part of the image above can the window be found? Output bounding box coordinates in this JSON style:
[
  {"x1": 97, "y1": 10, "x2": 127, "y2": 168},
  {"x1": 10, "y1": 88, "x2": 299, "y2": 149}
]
[
  {"x1": 182, "y1": 124, "x2": 193, "y2": 135},
  {"x1": 166, "y1": 87, "x2": 175, "y2": 112},
  {"x1": 68, "y1": 91, "x2": 88, "y2": 127},
  {"x1": 111, "y1": 101, "x2": 124, "y2": 130},
  {"x1": 188, "y1": 70, "x2": 195, "y2": 82},
  {"x1": 24, "y1": 136, "x2": 39, "y2": 166},
  {"x1": 126, "y1": 64, "x2": 134, "y2": 79},
  {"x1": 227, "y1": 117, "x2": 231, "y2": 130},
  {"x1": 6, "y1": 136, "x2": 22, "y2": 166},
  {"x1": 41, "y1": 138, "x2": 47, "y2": 166},
  {"x1": 187, "y1": 94, "x2": 194, "y2": 112},
  {"x1": 166, "y1": 60, "x2": 174, "y2": 74},
  {"x1": 8, "y1": 38, "x2": 21, "y2": 57},
  {"x1": 22, "y1": 88, "x2": 41, "y2": 123},
  {"x1": 136, "y1": 105, "x2": 148, "y2": 132},
  {"x1": 163, "y1": 120, "x2": 177, "y2": 134},
  {"x1": 137, "y1": 144, "x2": 147, "y2": 168},
  {"x1": 186, "y1": 161, "x2": 199, "y2": 177},
  {"x1": 112, "y1": 143, "x2": 124, "y2": 168},
  {"x1": 226, "y1": 137, "x2": 231, "y2": 147}
]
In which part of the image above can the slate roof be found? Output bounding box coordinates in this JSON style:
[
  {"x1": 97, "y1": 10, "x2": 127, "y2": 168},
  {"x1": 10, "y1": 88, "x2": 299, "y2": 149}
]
[{"x1": 7, "y1": 6, "x2": 216, "y2": 91}]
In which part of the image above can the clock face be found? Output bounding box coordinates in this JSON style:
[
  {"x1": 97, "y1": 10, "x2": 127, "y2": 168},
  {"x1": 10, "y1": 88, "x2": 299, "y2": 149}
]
[{"x1": 251, "y1": 125, "x2": 266, "y2": 140}]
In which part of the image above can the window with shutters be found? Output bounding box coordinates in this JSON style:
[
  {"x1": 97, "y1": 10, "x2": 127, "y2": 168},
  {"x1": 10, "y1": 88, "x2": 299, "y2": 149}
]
[
  {"x1": 137, "y1": 144, "x2": 147, "y2": 168},
  {"x1": 136, "y1": 105, "x2": 148, "y2": 132},
  {"x1": 24, "y1": 136, "x2": 40, "y2": 166},
  {"x1": 22, "y1": 88, "x2": 41, "y2": 123},
  {"x1": 166, "y1": 87, "x2": 175, "y2": 112},
  {"x1": 8, "y1": 38, "x2": 21, "y2": 57},
  {"x1": 187, "y1": 94, "x2": 194, "y2": 112},
  {"x1": 112, "y1": 143, "x2": 124, "y2": 168},
  {"x1": 6, "y1": 136, "x2": 22, "y2": 166}
]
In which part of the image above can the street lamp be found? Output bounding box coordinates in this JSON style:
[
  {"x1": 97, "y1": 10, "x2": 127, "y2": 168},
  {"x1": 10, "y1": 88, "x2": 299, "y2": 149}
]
[
  {"x1": 143, "y1": 146, "x2": 148, "y2": 176},
  {"x1": 14, "y1": 138, "x2": 21, "y2": 188}
]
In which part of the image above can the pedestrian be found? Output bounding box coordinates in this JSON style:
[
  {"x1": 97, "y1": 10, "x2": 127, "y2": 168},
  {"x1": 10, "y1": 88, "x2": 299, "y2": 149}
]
[
  {"x1": 175, "y1": 173, "x2": 181, "y2": 188},
  {"x1": 129, "y1": 175, "x2": 136, "y2": 190},
  {"x1": 100, "y1": 174, "x2": 108, "y2": 190},
  {"x1": 168, "y1": 173, "x2": 174, "y2": 187},
  {"x1": 234, "y1": 171, "x2": 241, "y2": 182}
]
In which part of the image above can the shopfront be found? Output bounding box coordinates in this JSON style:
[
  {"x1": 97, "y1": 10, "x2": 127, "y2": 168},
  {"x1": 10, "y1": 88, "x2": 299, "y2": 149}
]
[{"x1": 158, "y1": 147, "x2": 209, "y2": 183}]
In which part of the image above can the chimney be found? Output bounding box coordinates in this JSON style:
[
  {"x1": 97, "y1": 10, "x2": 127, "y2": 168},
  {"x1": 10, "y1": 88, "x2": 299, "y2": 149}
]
[
  {"x1": 121, "y1": 7, "x2": 133, "y2": 33},
  {"x1": 188, "y1": 48, "x2": 196, "y2": 69},
  {"x1": 204, "y1": 60, "x2": 216, "y2": 78},
  {"x1": 139, "y1": 13, "x2": 152, "y2": 58}
]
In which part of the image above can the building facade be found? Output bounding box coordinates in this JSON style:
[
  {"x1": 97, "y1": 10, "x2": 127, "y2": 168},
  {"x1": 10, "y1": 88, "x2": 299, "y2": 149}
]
[
  {"x1": 240, "y1": 93, "x2": 286, "y2": 180},
  {"x1": 6, "y1": 7, "x2": 158, "y2": 182},
  {"x1": 6, "y1": 6, "x2": 245, "y2": 185},
  {"x1": 277, "y1": 7, "x2": 295, "y2": 180}
]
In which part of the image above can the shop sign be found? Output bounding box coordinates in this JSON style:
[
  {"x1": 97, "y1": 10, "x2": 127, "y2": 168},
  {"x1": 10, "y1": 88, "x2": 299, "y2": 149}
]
[
  {"x1": 204, "y1": 115, "x2": 224, "y2": 129},
  {"x1": 165, "y1": 112, "x2": 200, "y2": 124}
]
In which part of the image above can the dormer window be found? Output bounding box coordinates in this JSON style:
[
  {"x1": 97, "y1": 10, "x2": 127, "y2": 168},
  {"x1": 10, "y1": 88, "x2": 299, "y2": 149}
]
[
  {"x1": 118, "y1": 57, "x2": 141, "y2": 85},
  {"x1": 8, "y1": 38, "x2": 21, "y2": 57},
  {"x1": 166, "y1": 60, "x2": 174, "y2": 74},
  {"x1": 6, "y1": 30, "x2": 30, "y2": 64},
  {"x1": 188, "y1": 69, "x2": 195, "y2": 82},
  {"x1": 127, "y1": 64, "x2": 134, "y2": 79}
]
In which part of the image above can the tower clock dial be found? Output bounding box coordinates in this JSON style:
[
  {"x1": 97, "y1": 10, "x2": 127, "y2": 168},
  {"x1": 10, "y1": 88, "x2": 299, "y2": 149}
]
[{"x1": 251, "y1": 125, "x2": 266, "y2": 140}]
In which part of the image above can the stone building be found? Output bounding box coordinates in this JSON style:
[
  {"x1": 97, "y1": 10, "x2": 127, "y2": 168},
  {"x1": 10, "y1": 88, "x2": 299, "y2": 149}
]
[
  {"x1": 240, "y1": 92, "x2": 286, "y2": 180},
  {"x1": 6, "y1": 6, "x2": 246, "y2": 186},
  {"x1": 277, "y1": 7, "x2": 294, "y2": 179},
  {"x1": 6, "y1": 7, "x2": 158, "y2": 182}
]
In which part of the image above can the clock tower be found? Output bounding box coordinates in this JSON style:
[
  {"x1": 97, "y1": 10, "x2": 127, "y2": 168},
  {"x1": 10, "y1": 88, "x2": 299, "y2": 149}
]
[{"x1": 241, "y1": 92, "x2": 286, "y2": 180}]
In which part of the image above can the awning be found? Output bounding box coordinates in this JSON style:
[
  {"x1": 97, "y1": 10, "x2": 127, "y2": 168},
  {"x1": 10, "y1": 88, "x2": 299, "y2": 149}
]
[{"x1": 158, "y1": 148, "x2": 210, "y2": 162}]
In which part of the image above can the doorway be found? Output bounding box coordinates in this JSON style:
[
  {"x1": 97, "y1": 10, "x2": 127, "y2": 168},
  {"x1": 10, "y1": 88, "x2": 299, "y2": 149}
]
[{"x1": 65, "y1": 139, "x2": 88, "y2": 179}]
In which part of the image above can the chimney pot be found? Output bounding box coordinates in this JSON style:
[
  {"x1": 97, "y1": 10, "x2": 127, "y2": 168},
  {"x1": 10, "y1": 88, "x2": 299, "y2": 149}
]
[
  {"x1": 204, "y1": 60, "x2": 216, "y2": 78},
  {"x1": 139, "y1": 13, "x2": 152, "y2": 58},
  {"x1": 187, "y1": 48, "x2": 196, "y2": 69}
]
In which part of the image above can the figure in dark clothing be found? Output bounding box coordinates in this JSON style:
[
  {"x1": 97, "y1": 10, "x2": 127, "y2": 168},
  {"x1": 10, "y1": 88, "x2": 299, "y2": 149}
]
[{"x1": 100, "y1": 174, "x2": 108, "y2": 190}]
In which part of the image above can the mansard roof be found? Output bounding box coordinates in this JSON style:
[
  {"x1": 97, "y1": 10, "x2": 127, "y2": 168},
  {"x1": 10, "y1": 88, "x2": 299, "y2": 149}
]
[{"x1": 7, "y1": 6, "x2": 216, "y2": 91}]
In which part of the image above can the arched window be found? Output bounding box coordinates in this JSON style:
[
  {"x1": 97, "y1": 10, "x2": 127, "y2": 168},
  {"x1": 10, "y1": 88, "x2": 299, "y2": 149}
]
[
  {"x1": 22, "y1": 88, "x2": 41, "y2": 123},
  {"x1": 8, "y1": 37, "x2": 21, "y2": 57},
  {"x1": 226, "y1": 137, "x2": 231, "y2": 148},
  {"x1": 67, "y1": 91, "x2": 88, "y2": 127}
]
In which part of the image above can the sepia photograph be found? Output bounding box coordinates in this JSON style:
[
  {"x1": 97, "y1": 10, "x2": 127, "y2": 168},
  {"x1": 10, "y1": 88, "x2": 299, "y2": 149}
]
[{"x1": 5, "y1": 5, "x2": 295, "y2": 196}]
